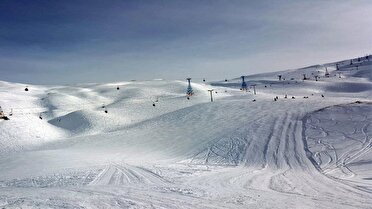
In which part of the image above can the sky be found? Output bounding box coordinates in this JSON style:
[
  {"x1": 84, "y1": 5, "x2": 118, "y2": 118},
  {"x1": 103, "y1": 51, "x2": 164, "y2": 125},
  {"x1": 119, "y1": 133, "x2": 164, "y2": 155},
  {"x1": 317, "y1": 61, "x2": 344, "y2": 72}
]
[{"x1": 0, "y1": 0, "x2": 371, "y2": 84}]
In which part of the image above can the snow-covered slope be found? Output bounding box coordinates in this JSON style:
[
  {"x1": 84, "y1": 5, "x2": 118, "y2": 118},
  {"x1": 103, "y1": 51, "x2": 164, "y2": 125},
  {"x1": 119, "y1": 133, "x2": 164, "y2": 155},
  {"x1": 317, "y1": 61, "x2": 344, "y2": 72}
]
[{"x1": 0, "y1": 57, "x2": 371, "y2": 208}]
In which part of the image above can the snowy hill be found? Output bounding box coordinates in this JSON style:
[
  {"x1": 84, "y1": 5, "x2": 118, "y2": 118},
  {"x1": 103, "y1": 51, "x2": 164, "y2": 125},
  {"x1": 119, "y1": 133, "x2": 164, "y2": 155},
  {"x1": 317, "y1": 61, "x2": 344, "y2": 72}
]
[{"x1": 0, "y1": 56, "x2": 371, "y2": 208}]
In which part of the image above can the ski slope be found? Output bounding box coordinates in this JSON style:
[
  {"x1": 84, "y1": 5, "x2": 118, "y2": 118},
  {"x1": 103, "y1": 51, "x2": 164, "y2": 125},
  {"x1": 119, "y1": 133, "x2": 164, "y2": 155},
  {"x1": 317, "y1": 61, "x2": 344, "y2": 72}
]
[{"x1": 0, "y1": 57, "x2": 371, "y2": 208}]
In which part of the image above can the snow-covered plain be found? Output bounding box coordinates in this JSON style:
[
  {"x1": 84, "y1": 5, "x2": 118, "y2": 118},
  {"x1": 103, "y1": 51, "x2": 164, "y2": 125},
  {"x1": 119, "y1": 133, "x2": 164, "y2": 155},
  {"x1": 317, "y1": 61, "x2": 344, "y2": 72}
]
[{"x1": 0, "y1": 57, "x2": 371, "y2": 208}]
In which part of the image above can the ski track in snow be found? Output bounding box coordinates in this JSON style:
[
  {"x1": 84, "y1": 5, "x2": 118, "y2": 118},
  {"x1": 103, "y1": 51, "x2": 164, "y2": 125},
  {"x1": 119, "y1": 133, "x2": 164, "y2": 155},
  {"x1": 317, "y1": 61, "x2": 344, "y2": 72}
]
[{"x1": 0, "y1": 59, "x2": 372, "y2": 208}]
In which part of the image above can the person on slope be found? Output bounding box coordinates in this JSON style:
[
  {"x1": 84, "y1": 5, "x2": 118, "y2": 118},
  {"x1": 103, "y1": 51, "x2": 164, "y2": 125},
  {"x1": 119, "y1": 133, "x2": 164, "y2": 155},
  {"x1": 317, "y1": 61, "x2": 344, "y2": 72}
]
[{"x1": 0, "y1": 106, "x2": 9, "y2": 120}]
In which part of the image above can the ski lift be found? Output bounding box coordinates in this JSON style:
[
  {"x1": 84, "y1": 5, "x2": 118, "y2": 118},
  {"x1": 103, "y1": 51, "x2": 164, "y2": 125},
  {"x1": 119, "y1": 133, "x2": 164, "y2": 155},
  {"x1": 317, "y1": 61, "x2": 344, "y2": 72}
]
[
  {"x1": 303, "y1": 74, "x2": 308, "y2": 80},
  {"x1": 186, "y1": 78, "x2": 193, "y2": 96},
  {"x1": 240, "y1": 76, "x2": 247, "y2": 91},
  {"x1": 25, "y1": 86, "x2": 29, "y2": 91},
  {"x1": 325, "y1": 68, "x2": 330, "y2": 77}
]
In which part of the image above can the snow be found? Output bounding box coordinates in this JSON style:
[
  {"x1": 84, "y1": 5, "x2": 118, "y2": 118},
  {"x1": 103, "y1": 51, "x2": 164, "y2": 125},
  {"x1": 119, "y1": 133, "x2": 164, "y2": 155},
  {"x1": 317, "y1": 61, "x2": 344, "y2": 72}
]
[{"x1": 0, "y1": 58, "x2": 371, "y2": 208}]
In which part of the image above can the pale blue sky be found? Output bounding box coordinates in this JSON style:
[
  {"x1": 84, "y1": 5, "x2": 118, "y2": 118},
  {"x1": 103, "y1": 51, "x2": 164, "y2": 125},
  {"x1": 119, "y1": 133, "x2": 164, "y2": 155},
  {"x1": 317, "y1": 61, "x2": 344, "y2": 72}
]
[{"x1": 0, "y1": 0, "x2": 371, "y2": 84}]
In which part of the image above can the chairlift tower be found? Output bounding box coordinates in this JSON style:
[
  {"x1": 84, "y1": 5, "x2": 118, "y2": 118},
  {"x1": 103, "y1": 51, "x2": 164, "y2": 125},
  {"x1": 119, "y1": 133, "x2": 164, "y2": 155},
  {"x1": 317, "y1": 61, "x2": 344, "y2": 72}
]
[
  {"x1": 251, "y1": 84, "x2": 257, "y2": 95},
  {"x1": 208, "y1": 89, "x2": 214, "y2": 102},
  {"x1": 241, "y1": 76, "x2": 247, "y2": 91},
  {"x1": 303, "y1": 74, "x2": 307, "y2": 80},
  {"x1": 325, "y1": 67, "x2": 330, "y2": 77},
  {"x1": 186, "y1": 78, "x2": 193, "y2": 96}
]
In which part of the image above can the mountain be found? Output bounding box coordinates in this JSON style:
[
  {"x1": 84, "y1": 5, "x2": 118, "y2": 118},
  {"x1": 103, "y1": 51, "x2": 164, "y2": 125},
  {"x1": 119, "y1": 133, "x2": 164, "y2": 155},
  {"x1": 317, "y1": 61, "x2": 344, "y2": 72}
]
[{"x1": 0, "y1": 56, "x2": 371, "y2": 208}]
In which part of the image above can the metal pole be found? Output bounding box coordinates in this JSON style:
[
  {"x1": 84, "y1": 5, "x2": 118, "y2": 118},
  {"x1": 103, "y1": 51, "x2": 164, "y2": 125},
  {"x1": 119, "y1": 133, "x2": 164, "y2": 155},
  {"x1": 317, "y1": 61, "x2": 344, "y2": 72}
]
[
  {"x1": 241, "y1": 76, "x2": 247, "y2": 91},
  {"x1": 186, "y1": 78, "x2": 193, "y2": 96},
  {"x1": 208, "y1": 89, "x2": 214, "y2": 102}
]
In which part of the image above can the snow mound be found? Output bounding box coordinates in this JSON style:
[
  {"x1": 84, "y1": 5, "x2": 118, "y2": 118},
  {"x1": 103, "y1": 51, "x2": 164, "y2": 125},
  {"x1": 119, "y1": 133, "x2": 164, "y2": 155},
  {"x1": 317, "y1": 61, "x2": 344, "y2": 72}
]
[
  {"x1": 326, "y1": 82, "x2": 372, "y2": 93},
  {"x1": 305, "y1": 102, "x2": 372, "y2": 191},
  {"x1": 49, "y1": 110, "x2": 96, "y2": 134},
  {"x1": 351, "y1": 68, "x2": 372, "y2": 81}
]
